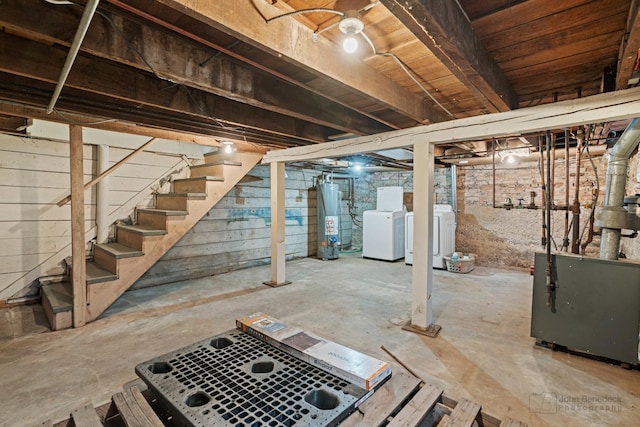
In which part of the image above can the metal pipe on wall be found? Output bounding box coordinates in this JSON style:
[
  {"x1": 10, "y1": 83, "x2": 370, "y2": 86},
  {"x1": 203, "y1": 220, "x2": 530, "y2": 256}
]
[
  {"x1": 599, "y1": 118, "x2": 640, "y2": 260},
  {"x1": 570, "y1": 128, "x2": 584, "y2": 254},
  {"x1": 545, "y1": 131, "x2": 554, "y2": 307},
  {"x1": 46, "y1": 0, "x2": 101, "y2": 114},
  {"x1": 563, "y1": 128, "x2": 570, "y2": 250},
  {"x1": 539, "y1": 134, "x2": 547, "y2": 246},
  {"x1": 450, "y1": 164, "x2": 458, "y2": 214},
  {"x1": 96, "y1": 144, "x2": 109, "y2": 244}
]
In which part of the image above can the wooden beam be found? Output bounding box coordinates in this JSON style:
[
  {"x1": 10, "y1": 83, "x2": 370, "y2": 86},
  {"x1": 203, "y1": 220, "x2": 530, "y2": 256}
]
[
  {"x1": 616, "y1": 0, "x2": 640, "y2": 89},
  {"x1": 57, "y1": 138, "x2": 158, "y2": 207},
  {"x1": 0, "y1": 0, "x2": 390, "y2": 136},
  {"x1": 267, "y1": 162, "x2": 287, "y2": 286},
  {"x1": 411, "y1": 142, "x2": 434, "y2": 330},
  {"x1": 0, "y1": 100, "x2": 266, "y2": 153},
  {"x1": 0, "y1": 73, "x2": 309, "y2": 148},
  {"x1": 70, "y1": 125, "x2": 86, "y2": 327},
  {"x1": 0, "y1": 32, "x2": 345, "y2": 143},
  {"x1": 262, "y1": 87, "x2": 640, "y2": 163},
  {"x1": 155, "y1": 0, "x2": 432, "y2": 123},
  {"x1": 380, "y1": 0, "x2": 518, "y2": 113}
]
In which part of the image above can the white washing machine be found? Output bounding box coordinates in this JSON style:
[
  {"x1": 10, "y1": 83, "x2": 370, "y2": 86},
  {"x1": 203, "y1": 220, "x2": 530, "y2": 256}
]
[
  {"x1": 362, "y1": 210, "x2": 407, "y2": 261},
  {"x1": 405, "y1": 205, "x2": 456, "y2": 268}
]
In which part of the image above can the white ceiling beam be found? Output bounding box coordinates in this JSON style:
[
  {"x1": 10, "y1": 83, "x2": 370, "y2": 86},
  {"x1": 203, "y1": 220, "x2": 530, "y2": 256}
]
[{"x1": 262, "y1": 87, "x2": 640, "y2": 163}]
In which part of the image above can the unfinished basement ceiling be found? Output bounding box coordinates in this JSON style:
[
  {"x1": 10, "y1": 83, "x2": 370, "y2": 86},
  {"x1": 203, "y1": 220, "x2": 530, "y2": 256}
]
[{"x1": 0, "y1": 0, "x2": 637, "y2": 167}]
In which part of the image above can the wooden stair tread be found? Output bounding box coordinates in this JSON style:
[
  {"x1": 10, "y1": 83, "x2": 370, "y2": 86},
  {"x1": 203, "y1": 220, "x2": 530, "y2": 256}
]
[
  {"x1": 94, "y1": 242, "x2": 144, "y2": 258},
  {"x1": 136, "y1": 208, "x2": 188, "y2": 216},
  {"x1": 116, "y1": 224, "x2": 167, "y2": 236},
  {"x1": 172, "y1": 175, "x2": 224, "y2": 182},
  {"x1": 155, "y1": 192, "x2": 207, "y2": 198},
  {"x1": 86, "y1": 261, "x2": 118, "y2": 285},
  {"x1": 41, "y1": 281, "x2": 72, "y2": 313},
  {"x1": 190, "y1": 160, "x2": 241, "y2": 168}
]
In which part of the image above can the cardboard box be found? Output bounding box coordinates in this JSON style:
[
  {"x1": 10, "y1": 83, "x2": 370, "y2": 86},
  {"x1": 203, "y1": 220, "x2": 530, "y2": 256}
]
[{"x1": 236, "y1": 312, "x2": 392, "y2": 390}]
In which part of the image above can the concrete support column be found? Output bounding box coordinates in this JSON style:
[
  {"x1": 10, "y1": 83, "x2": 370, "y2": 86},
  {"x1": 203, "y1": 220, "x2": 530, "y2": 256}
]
[
  {"x1": 96, "y1": 144, "x2": 109, "y2": 244},
  {"x1": 411, "y1": 142, "x2": 436, "y2": 331},
  {"x1": 266, "y1": 162, "x2": 289, "y2": 286}
]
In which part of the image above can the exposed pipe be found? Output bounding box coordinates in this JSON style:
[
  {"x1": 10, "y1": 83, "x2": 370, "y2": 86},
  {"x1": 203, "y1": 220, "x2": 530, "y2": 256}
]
[
  {"x1": 46, "y1": 0, "x2": 101, "y2": 114},
  {"x1": 539, "y1": 134, "x2": 547, "y2": 246},
  {"x1": 450, "y1": 165, "x2": 458, "y2": 214},
  {"x1": 550, "y1": 132, "x2": 556, "y2": 207},
  {"x1": 441, "y1": 145, "x2": 607, "y2": 166},
  {"x1": 545, "y1": 131, "x2": 554, "y2": 307},
  {"x1": 570, "y1": 128, "x2": 584, "y2": 253},
  {"x1": 599, "y1": 118, "x2": 640, "y2": 260},
  {"x1": 562, "y1": 128, "x2": 570, "y2": 250}
]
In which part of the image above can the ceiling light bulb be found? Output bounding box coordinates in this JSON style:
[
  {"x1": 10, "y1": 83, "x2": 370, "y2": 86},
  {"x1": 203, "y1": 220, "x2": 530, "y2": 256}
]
[
  {"x1": 505, "y1": 155, "x2": 515, "y2": 164},
  {"x1": 343, "y1": 36, "x2": 358, "y2": 53},
  {"x1": 221, "y1": 140, "x2": 234, "y2": 154}
]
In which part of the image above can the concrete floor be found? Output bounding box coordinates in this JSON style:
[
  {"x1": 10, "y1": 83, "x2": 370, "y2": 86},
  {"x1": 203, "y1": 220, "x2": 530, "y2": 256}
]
[{"x1": 0, "y1": 254, "x2": 638, "y2": 426}]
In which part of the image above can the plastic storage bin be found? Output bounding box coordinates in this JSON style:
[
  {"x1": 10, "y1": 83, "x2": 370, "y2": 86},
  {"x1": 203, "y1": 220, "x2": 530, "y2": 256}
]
[{"x1": 444, "y1": 253, "x2": 476, "y2": 273}]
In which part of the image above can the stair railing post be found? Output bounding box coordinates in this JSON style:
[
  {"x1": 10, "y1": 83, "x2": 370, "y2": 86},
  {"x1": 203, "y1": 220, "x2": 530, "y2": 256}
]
[{"x1": 96, "y1": 144, "x2": 110, "y2": 244}]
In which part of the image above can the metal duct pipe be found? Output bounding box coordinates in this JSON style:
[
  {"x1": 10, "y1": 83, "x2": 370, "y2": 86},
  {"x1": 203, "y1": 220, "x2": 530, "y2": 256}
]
[
  {"x1": 450, "y1": 165, "x2": 458, "y2": 214},
  {"x1": 441, "y1": 145, "x2": 607, "y2": 166},
  {"x1": 46, "y1": 0, "x2": 101, "y2": 114},
  {"x1": 599, "y1": 118, "x2": 640, "y2": 260}
]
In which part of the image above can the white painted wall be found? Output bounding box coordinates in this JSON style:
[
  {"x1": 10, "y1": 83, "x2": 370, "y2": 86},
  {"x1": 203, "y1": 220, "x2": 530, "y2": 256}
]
[{"x1": 0, "y1": 131, "x2": 195, "y2": 301}]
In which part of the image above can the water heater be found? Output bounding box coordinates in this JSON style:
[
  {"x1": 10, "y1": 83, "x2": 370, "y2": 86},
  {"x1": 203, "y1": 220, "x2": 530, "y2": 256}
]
[{"x1": 317, "y1": 180, "x2": 340, "y2": 260}]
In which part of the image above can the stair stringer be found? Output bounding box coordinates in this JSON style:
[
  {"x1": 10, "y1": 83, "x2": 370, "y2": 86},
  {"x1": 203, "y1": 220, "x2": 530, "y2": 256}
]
[{"x1": 85, "y1": 152, "x2": 263, "y2": 321}]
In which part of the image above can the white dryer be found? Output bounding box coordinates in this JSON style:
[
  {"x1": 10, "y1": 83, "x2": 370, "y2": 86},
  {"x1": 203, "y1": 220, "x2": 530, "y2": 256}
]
[{"x1": 405, "y1": 205, "x2": 456, "y2": 268}]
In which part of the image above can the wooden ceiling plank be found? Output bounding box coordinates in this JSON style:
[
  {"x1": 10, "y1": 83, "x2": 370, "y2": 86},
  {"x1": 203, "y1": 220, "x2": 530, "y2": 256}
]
[
  {"x1": 0, "y1": 0, "x2": 390, "y2": 136},
  {"x1": 480, "y1": 0, "x2": 629, "y2": 53},
  {"x1": 0, "y1": 32, "x2": 336, "y2": 143},
  {"x1": 380, "y1": 0, "x2": 518, "y2": 114},
  {"x1": 263, "y1": 87, "x2": 640, "y2": 162},
  {"x1": 616, "y1": 0, "x2": 640, "y2": 89},
  {"x1": 472, "y1": 0, "x2": 598, "y2": 37},
  {"x1": 154, "y1": 0, "x2": 438, "y2": 123}
]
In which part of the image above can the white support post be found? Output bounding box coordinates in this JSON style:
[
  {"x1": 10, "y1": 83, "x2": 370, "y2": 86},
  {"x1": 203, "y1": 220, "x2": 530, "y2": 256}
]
[
  {"x1": 265, "y1": 162, "x2": 290, "y2": 287},
  {"x1": 96, "y1": 144, "x2": 109, "y2": 244},
  {"x1": 408, "y1": 142, "x2": 440, "y2": 336}
]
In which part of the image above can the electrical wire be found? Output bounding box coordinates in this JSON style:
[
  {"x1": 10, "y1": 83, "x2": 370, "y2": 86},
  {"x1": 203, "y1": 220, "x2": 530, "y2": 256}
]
[{"x1": 253, "y1": 0, "x2": 456, "y2": 120}]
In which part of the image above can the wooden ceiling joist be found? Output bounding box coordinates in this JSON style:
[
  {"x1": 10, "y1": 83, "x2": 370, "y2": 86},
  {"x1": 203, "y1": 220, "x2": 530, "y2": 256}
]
[
  {"x1": 154, "y1": 0, "x2": 438, "y2": 123},
  {"x1": 380, "y1": 0, "x2": 518, "y2": 113},
  {"x1": 0, "y1": 0, "x2": 390, "y2": 136},
  {"x1": 0, "y1": 33, "x2": 342, "y2": 143},
  {"x1": 263, "y1": 87, "x2": 640, "y2": 162}
]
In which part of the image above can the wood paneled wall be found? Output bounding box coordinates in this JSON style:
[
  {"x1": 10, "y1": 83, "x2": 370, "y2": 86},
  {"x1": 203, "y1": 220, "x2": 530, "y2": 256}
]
[
  {"x1": 133, "y1": 166, "x2": 353, "y2": 289},
  {"x1": 0, "y1": 133, "x2": 190, "y2": 300}
]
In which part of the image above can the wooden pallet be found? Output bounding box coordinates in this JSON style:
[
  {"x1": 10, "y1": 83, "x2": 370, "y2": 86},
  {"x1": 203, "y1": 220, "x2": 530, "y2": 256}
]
[
  {"x1": 40, "y1": 373, "x2": 526, "y2": 427},
  {"x1": 341, "y1": 372, "x2": 527, "y2": 427}
]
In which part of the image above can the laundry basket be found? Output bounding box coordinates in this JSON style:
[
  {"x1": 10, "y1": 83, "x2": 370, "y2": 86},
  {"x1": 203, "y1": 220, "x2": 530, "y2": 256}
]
[{"x1": 444, "y1": 253, "x2": 476, "y2": 273}]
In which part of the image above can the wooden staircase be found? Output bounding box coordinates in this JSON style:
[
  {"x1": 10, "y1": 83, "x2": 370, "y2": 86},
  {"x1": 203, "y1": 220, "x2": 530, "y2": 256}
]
[{"x1": 40, "y1": 150, "x2": 263, "y2": 330}]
